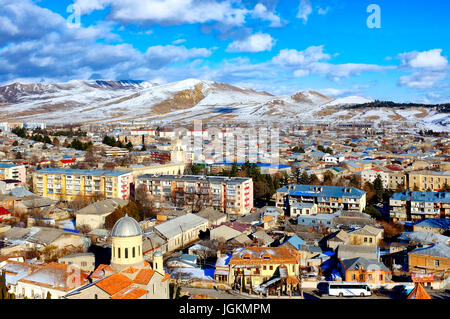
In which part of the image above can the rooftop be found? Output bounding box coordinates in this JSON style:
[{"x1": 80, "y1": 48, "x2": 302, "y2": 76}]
[{"x1": 34, "y1": 168, "x2": 131, "y2": 177}]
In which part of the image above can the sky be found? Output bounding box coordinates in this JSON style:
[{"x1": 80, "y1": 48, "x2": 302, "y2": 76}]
[{"x1": 0, "y1": 0, "x2": 449, "y2": 103}]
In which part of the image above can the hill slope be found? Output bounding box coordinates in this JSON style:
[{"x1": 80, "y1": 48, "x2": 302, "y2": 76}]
[{"x1": 0, "y1": 79, "x2": 448, "y2": 130}]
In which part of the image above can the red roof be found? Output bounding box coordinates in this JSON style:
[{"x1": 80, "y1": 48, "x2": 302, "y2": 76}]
[
  {"x1": 60, "y1": 158, "x2": 76, "y2": 164},
  {"x1": 0, "y1": 207, "x2": 11, "y2": 215}
]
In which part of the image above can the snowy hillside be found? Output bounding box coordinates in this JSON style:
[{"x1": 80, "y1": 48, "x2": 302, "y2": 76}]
[{"x1": 0, "y1": 79, "x2": 448, "y2": 130}]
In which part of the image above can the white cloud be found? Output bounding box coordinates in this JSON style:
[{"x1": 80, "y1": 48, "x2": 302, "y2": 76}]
[
  {"x1": 74, "y1": 0, "x2": 249, "y2": 27},
  {"x1": 145, "y1": 45, "x2": 212, "y2": 69},
  {"x1": 226, "y1": 33, "x2": 276, "y2": 53},
  {"x1": 399, "y1": 49, "x2": 448, "y2": 70},
  {"x1": 399, "y1": 71, "x2": 447, "y2": 89},
  {"x1": 397, "y1": 49, "x2": 449, "y2": 89},
  {"x1": 251, "y1": 3, "x2": 283, "y2": 27},
  {"x1": 297, "y1": 0, "x2": 312, "y2": 23},
  {"x1": 273, "y1": 46, "x2": 331, "y2": 67},
  {"x1": 172, "y1": 39, "x2": 186, "y2": 45},
  {"x1": 318, "y1": 6, "x2": 330, "y2": 15}
]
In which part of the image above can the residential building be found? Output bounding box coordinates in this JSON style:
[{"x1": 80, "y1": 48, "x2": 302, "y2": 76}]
[
  {"x1": 75, "y1": 198, "x2": 129, "y2": 231},
  {"x1": 408, "y1": 243, "x2": 450, "y2": 277},
  {"x1": 407, "y1": 171, "x2": 450, "y2": 192},
  {"x1": 276, "y1": 184, "x2": 366, "y2": 214},
  {"x1": 153, "y1": 213, "x2": 209, "y2": 252},
  {"x1": 16, "y1": 262, "x2": 89, "y2": 299},
  {"x1": 33, "y1": 168, "x2": 132, "y2": 201},
  {"x1": 389, "y1": 191, "x2": 450, "y2": 221},
  {"x1": 413, "y1": 219, "x2": 450, "y2": 235},
  {"x1": 137, "y1": 174, "x2": 253, "y2": 215},
  {"x1": 0, "y1": 163, "x2": 26, "y2": 184},
  {"x1": 219, "y1": 247, "x2": 301, "y2": 293},
  {"x1": 58, "y1": 252, "x2": 96, "y2": 272},
  {"x1": 337, "y1": 257, "x2": 391, "y2": 285},
  {"x1": 348, "y1": 225, "x2": 384, "y2": 246},
  {"x1": 290, "y1": 202, "x2": 317, "y2": 217}
]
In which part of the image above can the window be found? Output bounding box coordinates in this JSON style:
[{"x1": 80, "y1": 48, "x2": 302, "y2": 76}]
[
  {"x1": 364, "y1": 237, "x2": 368, "y2": 243},
  {"x1": 359, "y1": 274, "x2": 364, "y2": 281},
  {"x1": 435, "y1": 260, "x2": 440, "y2": 267},
  {"x1": 269, "y1": 266, "x2": 273, "y2": 270},
  {"x1": 133, "y1": 247, "x2": 136, "y2": 258},
  {"x1": 352, "y1": 274, "x2": 356, "y2": 280},
  {"x1": 118, "y1": 248, "x2": 121, "y2": 258},
  {"x1": 369, "y1": 238, "x2": 373, "y2": 243},
  {"x1": 379, "y1": 274, "x2": 383, "y2": 281}
]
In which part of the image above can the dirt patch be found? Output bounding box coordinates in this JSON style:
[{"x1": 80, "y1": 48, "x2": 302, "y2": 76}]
[
  {"x1": 414, "y1": 108, "x2": 429, "y2": 118},
  {"x1": 151, "y1": 83, "x2": 205, "y2": 115}
]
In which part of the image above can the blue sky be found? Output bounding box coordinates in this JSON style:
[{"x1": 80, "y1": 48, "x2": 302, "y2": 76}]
[{"x1": 1, "y1": 0, "x2": 449, "y2": 103}]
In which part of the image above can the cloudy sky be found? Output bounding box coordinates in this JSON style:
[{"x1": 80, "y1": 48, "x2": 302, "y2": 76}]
[{"x1": 1, "y1": 0, "x2": 449, "y2": 103}]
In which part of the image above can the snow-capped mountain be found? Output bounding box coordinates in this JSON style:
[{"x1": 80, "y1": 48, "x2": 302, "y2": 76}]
[{"x1": 0, "y1": 79, "x2": 448, "y2": 130}]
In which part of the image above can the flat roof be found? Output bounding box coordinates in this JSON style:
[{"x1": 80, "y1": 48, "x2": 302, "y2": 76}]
[{"x1": 34, "y1": 168, "x2": 131, "y2": 177}]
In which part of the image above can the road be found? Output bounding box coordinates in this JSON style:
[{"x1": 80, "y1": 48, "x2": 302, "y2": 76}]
[{"x1": 182, "y1": 287, "x2": 450, "y2": 300}]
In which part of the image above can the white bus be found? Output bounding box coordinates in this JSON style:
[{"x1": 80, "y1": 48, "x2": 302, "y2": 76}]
[{"x1": 326, "y1": 282, "x2": 372, "y2": 297}]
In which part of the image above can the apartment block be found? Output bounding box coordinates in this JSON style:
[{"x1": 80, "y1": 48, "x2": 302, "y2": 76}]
[
  {"x1": 136, "y1": 174, "x2": 253, "y2": 215},
  {"x1": 360, "y1": 167, "x2": 406, "y2": 190},
  {"x1": 389, "y1": 191, "x2": 450, "y2": 221},
  {"x1": 33, "y1": 168, "x2": 132, "y2": 201},
  {"x1": 0, "y1": 163, "x2": 26, "y2": 183},
  {"x1": 276, "y1": 184, "x2": 366, "y2": 214},
  {"x1": 407, "y1": 170, "x2": 450, "y2": 192}
]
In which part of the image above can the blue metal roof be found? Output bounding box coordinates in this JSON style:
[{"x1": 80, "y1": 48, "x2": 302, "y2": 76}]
[
  {"x1": 283, "y1": 235, "x2": 306, "y2": 250},
  {"x1": 414, "y1": 218, "x2": 450, "y2": 229},
  {"x1": 0, "y1": 163, "x2": 22, "y2": 168},
  {"x1": 391, "y1": 191, "x2": 450, "y2": 203}
]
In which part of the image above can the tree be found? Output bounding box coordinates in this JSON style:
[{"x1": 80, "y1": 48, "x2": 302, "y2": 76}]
[
  {"x1": 373, "y1": 175, "x2": 384, "y2": 203},
  {"x1": 1, "y1": 271, "x2": 10, "y2": 299},
  {"x1": 364, "y1": 205, "x2": 382, "y2": 219},
  {"x1": 46, "y1": 291, "x2": 52, "y2": 299},
  {"x1": 125, "y1": 141, "x2": 133, "y2": 150},
  {"x1": 52, "y1": 137, "x2": 60, "y2": 146},
  {"x1": 349, "y1": 175, "x2": 361, "y2": 189},
  {"x1": 298, "y1": 171, "x2": 310, "y2": 185},
  {"x1": 441, "y1": 183, "x2": 450, "y2": 192},
  {"x1": 309, "y1": 174, "x2": 320, "y2": 185},
  {"x1": 322, "y1": 171, "x2": 334, "y2": 186}
]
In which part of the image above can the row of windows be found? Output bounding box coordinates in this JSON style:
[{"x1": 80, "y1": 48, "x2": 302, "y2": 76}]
[{"x1": 113, "y1": 245, "x2": 141, "y2": 259}]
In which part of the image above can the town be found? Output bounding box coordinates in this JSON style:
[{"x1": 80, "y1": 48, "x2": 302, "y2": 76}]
[{"x1": 0, "y1": 120, "x2": 448, "y2": 300}]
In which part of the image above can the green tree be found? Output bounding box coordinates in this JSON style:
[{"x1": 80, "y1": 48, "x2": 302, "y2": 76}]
[
  {"x1": 373, "y1": 175, "x2": 384, "y2": 203},
  {"x1": 364, "y1": 205, "x2": 382, "y2": 219},
  {"x1": 46, "y1": 291, "x2": 52, "y2": 299},
  {"x1": 441, "y1": 183, "x2": 450, "y2": 192}
]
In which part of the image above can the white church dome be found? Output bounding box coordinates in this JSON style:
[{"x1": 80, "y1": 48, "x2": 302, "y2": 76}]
[{"x1": 111, "y1": 214, "x2": 143, "y2": 237}]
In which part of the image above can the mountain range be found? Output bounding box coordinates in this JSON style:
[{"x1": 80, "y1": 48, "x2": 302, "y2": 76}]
[{"x1": 0, "y1": 79, "x2": 448, "y2": 130}]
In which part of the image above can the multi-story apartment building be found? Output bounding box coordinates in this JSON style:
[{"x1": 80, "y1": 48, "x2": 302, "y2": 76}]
[
  {"x1": 407, "y1": 171, "x2": 450, "y2": 192},
  {"x1": 389, "y1": 191, "x2": 450, "y2": 221},
  {"x1": 276, "y1": 185, "x2": 366, "y2": 214},
  {"x1": 0, "y1": 163, "x2": 26, "y2": 183},
  {"x1": 360, "y1": 167, "x2": 406, "y2": 190},
  {"x1": 33, "y1": 168, "x2": 132, "y2": 201},
  {"x1": 136, "y1": 174, "x2": 253, "y2": 215}
]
